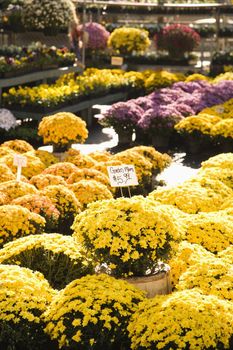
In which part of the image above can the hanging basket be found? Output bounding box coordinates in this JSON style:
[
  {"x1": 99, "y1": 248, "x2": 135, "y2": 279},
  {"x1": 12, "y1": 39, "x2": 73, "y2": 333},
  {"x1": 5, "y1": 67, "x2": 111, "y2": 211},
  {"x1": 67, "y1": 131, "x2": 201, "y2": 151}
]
[{"x1": 125, "y1": 264, "x2": 172, "y2": 298}]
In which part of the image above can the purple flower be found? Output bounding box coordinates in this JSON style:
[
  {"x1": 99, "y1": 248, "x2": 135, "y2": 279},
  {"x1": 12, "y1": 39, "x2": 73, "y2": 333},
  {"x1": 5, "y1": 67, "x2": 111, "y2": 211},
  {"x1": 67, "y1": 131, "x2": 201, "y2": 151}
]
[
  {"x1": 78, "y1": 22, "x2": 110, "y2": 50},
  {"x1": 99, "y1": 79, "x2": 233, "y2": 134},
  {"x1": 99, "y1": 101, "x2": 144, "y2": 132}
]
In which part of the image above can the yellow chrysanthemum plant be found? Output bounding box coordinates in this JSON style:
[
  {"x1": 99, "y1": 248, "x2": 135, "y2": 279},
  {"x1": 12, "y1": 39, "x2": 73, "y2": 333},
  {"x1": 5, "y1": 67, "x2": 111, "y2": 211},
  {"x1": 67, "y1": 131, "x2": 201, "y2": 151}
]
[
  {"x1": 0, "y1": 264, "x2": 56, "y2": 350},
  {"x1": 0, "y1": 205, "x2": 45, "y2": 247},
  {"x1": 0, "y1": 180, "x2": 38, "y2": 202},
  {"x1": 1, "y1": 139, "x2": 34, "y2": 153},
  {"x1": 44, "y1": 274, "x2": 145, "y2": 350},
  {"x1": 28, "y1": 149, "x2": 58, "y2": 167},
  {"x1": 201, "y1": 152, "x2": 233, "y2": 170},
  {"x1": 149, "y1": 177, "x2": 232, "y2": 214},
  {"x1": 168, "y1": 241, "x2": 214, "y2": 289},
  {"x1": 66, "y1": 168, "x2": 111, "y2": 188},
  {"x1": 184, "y1": 211, "x2": 233, "y2": 253},
  {"x1": 131, "y1": 145, "x2": 172, "y2": 174},
  {"x1": 0, "y1": 163, "x2": 15, "y2": 183},
  {"x1": 40, "y1": 184, "x2": 81, "y2": 235},
  {"x1": 66, "y1": 150, "x2": 98, "y2": 169},
  {"x1": 38, "y1": 112, "x2": 88, "y2": 152},
  {"x1": 128, "y1": 289, "x2": 233, "y2": 350},
  {"x1": 12, "y1": 194, "x2": 60, "y2": 232},
  {"x1": 42, "y1": 162, "x2": 79, "y2": 180},
  {"x1": 0, "y1": 234, "x2": 94, "y2": 290},
  {"x1": 30, "y1": 173, "x2": 68, "y2": 190},
  {"x1": 177, "y1": 255, "x2": 233, "y2": 301},
  {"x1": 72, "y1": 196, "x2": 180, "y2": 278},
  {"x1": 69, "y1": 180, "x2": 113, "y2": 210},
  {"x1": 107, "y1": 27, "x2": 151, "y2": 55},
  {"x1": 0, "y1": 152, "x2": 46, "y2": 179}
]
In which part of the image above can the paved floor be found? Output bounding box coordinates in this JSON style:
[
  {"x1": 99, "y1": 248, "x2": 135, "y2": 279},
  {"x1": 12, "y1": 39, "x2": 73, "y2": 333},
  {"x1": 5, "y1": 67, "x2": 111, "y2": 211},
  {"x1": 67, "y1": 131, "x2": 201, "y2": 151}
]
[{"x1": 41, "y1": 122, "x2": 199, "y2": 187}]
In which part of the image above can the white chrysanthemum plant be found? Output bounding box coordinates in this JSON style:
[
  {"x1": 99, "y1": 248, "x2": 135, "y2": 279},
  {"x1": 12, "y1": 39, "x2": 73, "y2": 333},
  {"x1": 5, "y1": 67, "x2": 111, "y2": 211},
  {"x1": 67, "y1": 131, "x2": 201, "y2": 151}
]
[
  {"x1": 22, "y1": 0, "x2": 77, "y2": 35},
  {"x1": 0, "y1": 109, "x2": 17, "y2": 131}
]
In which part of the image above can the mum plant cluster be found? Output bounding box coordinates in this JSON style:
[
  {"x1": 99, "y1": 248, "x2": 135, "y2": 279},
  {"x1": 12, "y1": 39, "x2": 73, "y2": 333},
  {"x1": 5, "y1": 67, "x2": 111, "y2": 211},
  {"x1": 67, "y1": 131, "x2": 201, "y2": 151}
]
[
  {"x1": 101, "y1": 72, "x2": 233, "y2": 149},
  {"x1": 2, "y1": 68, "x2": 183, "y2": 109},
  {"x1": 0, "y1": 131, "x2": 232, "y2": 349},
  {"x1": 0, "y1": 43, "x2": 76, "y2": 78}
]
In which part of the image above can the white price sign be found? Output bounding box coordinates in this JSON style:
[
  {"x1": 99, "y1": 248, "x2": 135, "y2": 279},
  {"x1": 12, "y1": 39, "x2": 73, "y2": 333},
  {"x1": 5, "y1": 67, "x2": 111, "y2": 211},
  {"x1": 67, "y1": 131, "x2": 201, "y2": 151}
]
[
  {"x1": 107, "y1": 164, "x2": 138, "y2": 187},
  {"x1": 111, "y1": 56, "x2": 123, "y2": 66},
  {"x1": 13, "y1": 155, "x2": 27, "y2": 181}
]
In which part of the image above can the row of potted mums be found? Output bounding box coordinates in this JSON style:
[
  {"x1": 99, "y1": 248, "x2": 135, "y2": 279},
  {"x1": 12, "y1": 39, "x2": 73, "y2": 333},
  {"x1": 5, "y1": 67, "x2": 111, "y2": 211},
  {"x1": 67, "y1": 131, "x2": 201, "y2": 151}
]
[{"x1": 0, "y1": 132, "x2": 232, "y2": 349}]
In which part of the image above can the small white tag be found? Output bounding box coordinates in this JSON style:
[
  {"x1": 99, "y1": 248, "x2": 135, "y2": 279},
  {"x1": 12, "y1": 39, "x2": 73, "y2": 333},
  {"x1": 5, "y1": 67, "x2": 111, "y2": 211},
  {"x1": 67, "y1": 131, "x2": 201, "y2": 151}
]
[
  {"x1": 13, "y1": 155, "x2": 27, "y2": 181},
  {"x1": 111, "y1": 56, "x2": 123, "y2": 66},
  {"x1": 13, "y1": 155, "x2": 27, "y2": 167},
  {"x1": 215, "y1": 106, "x2": 224, "y2": 113},
  {"x1": 107, "y1": 164, "x2": 138, "y2": 187}
]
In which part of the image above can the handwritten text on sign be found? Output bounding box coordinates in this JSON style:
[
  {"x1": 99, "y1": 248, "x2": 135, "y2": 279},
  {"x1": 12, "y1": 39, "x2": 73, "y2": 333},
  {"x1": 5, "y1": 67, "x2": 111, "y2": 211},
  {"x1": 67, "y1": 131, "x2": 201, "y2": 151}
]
[{"x1": 107, "y1": 165, "x2": 138, "y2": 187}]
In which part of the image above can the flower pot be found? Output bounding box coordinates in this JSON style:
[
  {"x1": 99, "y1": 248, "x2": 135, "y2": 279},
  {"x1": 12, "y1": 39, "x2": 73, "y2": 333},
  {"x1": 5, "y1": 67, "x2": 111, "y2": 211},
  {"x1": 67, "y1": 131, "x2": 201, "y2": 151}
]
[
  {"x1": 219, "y1": 137, "x2": 233, "y2": 152},
  {"x1": 53, "y1": 144, "x2": 70, "y2": 161},
  {"x1": 117, "y1": 131, "x2": 133, "y2": 145},
  {"x1": 52, "y1": 152, "x2": 67, "y2": 162},
  {"x1": 125, "y1": 264, "x2": 172, "y2": 298},
  {"x1": 184, "y1": 134, "x2": 210, "y2": 155},
  {"x1": 151, "y1": 134, "x2": 170, "y2": 149}
]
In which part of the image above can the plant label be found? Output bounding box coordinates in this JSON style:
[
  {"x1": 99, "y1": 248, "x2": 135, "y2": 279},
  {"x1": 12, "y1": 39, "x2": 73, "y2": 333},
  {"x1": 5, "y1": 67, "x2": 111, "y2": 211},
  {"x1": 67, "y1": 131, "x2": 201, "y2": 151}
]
[
  {"x1": 111, "y1": 56, "x2": 123, "y2": 66},
  {"x1": 13, "y1": 155, "x2": 27, "y2": 181},
  {"x1": 107, "y1": 164, "x2": 138, "y2": 187}
]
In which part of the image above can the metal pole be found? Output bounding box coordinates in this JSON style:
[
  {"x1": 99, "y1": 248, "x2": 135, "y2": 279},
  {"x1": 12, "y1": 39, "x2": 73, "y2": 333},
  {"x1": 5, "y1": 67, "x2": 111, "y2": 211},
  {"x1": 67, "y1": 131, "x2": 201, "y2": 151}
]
[{"x1": 82, "y1": 0, "x2": 86, "y2": 67}]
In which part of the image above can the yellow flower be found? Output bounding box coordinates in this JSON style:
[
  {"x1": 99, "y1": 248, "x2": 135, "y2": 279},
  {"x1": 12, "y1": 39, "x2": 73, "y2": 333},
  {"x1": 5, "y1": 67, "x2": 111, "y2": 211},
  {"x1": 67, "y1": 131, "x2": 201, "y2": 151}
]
[
  {"x1": 0, "y1": 204, "x2": 45, "y2": 246},
  {"x1": 30, "y1": 173, "x2": 67, "y2": 190},
  {"x1": 177, "y1": 256, "x2": 233, "y2": 300},
  {"x1": 38, "y1": 112, "x2": 88, "y2": 146},
  {"x1": 68, "y1": 179, "x2": 113, "y2": 210},
  {"x1": 168, "y1": 241, "x2": 214, "y2": 288},
  {"x1": 0, "y1": 180, "x2": 38, "y2": 202},
  {"x1": 108, "y1": 27, "x2": 151, "y2": 55},
  {"x1": 0, "y1": 264, "x2": 55, "y2": 348},
  {"x1": 72, "y1": 196, "x2": 180, "y2": 277},
  {"x1": 184, "y1": 211, "x2": 233, "y2": 253},
  {"x1": 128, "y1": 289, "x2": 233, "y2": 350},
  {"x1": 42, "y1": 162, "x2": 79, "y2": 180},
  {"x1": 44, "y1": 274, "x2": 144, "y2": 348},
  {"x1": 0, "y1": 233, "x2": 93, "y2": 290},
  {"x1": 1, "y1": 139, "x2": 34, "y2": 153}
]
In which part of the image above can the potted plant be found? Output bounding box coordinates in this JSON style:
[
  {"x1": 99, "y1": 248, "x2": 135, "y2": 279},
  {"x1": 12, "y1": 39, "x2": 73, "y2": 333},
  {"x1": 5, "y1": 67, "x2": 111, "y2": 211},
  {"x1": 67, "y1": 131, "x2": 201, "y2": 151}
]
[
  {"x1": 0, "y1": 265, "x2": 55, "y2": 350},
  {"x1": 128, "y1": 289, "x2": 233, "y2": 350},
  {"x1": 77, "y1": 22, "x2": 110, "y2": 59},
  {"x1": 0, "y1": 233, "x2": 94, "y2": 290},
  {"x1": 155, "y1": 24, "x2": 200, "y2": 61},
  {"x1": 99, "y1": 100, "x2": 144, "y2": 145},
  {"x1": 38, "y1": 112, "x2": 88, "y2": 152},
  {"x1": 138, "y1": 105, "x2": 184, "y2": 149},
  {"x1": 21, "y1": 0, "x2": 76, "y2": 36},
  {"x1": 72, "y1": 196, "x2": 180, "y2": 297},
  {"x1": 44, "y1": 274, "x2": 145, "y2": 349},
  {"x1": 107, "y1": 27, "x2": 151, "y2": 56}
]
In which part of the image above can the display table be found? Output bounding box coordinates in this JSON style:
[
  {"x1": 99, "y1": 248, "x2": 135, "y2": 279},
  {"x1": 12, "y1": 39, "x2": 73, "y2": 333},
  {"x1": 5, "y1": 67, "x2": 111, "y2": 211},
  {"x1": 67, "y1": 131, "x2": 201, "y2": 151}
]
[
  {"x1": 0, "y1": 65, "x2": 83, "y2": 106},
  {"x1": 10, "y1": 92, "x2": 128, "y2": 126}
]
